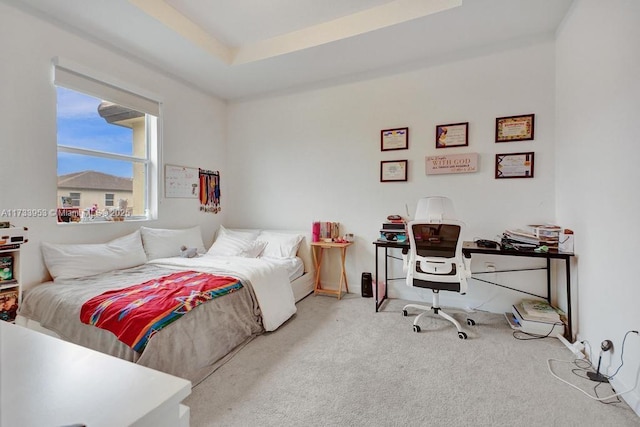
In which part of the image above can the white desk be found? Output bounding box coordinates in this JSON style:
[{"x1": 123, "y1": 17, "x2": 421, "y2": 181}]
[{"x1": 0, "y1": 322, "x2": 191, "y2": 427}]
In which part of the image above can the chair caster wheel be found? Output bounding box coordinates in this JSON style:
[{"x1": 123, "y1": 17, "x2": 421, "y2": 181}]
[
  {"x1": 402, "y1": 310, "x2": 408, "y2": 317},
  {"x1": 458, "y1": 331, "x2": 467, "y2": 339},
  {"x1": 467, "y1": 319, "x2": 476, "y2": 326},
  {"x1": 413, "y1": 325, "x2": 421, "y2": 333}
]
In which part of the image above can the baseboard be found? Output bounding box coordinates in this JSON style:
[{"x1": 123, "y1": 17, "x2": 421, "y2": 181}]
[{"x1": 611, "y1": 376, "x2": 640, "y2": 417}]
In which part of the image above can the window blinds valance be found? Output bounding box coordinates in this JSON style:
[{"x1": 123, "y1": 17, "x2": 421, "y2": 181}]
[{"x1": 53, "y1": 58, "x2": 160, "y2": 117}]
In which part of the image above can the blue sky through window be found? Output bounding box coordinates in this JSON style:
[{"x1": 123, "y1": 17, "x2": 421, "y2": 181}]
[{"x1": 56, "y1": 86, "x2": 134, "y2": 178}]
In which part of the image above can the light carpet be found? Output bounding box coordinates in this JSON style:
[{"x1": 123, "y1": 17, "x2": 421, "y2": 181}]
[{"x1": 185, "y1": 294, "x2": 639, "y2": 426}]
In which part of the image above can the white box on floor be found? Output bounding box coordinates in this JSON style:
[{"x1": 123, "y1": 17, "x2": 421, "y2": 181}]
[{"x1": 505, "y1": 305, "x2": 565, "y2": 337}]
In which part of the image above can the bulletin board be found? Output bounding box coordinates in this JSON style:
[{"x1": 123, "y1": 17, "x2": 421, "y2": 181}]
[{"x1": 164, "y1": 164, "x2": 199, "y2": 198}]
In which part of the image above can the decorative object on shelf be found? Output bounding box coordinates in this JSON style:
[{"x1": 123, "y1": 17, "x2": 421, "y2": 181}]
[
  {"x1": 559, "y1": 229, "x2": 574, "y2": 253},
  {"x1": 199, "y1": 169, "x2": 221, "y2": 214},
  {"x1": 380, "y1": 160, "x2": 408, "y2": 182},
  {"x1": 0, "y1": 254, "x2": 13, "y2": 282},
  {"x1": 436, "y1": 122, "x2": 469, "y2": 148},
  {"x1": 381, "y1": 127, "x2": 409, "y2": 151},
  {"x1": 426, "y1": 153, "x2": 478, "y2": 175},
  {"x1": 312, "y1": 221, "x2": 340, "y2": 242},
  {"x1": 0, "y1": 288, "x2": 19, "y2": 322},
  {"x1": 495, "y1": 113, "x2": 535, "y2": 142},
  {"x1": 0, "y1": 225, "x2": 27, "y2": 323},
  {"x1": 56, "y1": 208, "x2": 81, "y2": 223},
  {"x1": 495, "y1": 152, "x2": 534, "y2": 179}
]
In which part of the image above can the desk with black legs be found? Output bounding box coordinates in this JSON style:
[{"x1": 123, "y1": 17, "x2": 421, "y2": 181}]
[
  {"x1": 372, "y1": 240, "x2": 409, "y2": 312},
  {"x1": 372, "y1": 240, "x2": 576, "y2": 341},
  {"x1": 461, "y1": 241, "x2": 575, "y2": 341}
]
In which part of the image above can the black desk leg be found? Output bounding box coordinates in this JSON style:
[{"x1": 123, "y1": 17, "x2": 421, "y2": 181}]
[
  {"x1": 546, "y1": 258, "x2": 551, "y2": 303},
  {"x1": 375, "y1": 245, "x2": 379, "y2": 312},
  {"x1": 566, "y1": 258, "x2": 573, "y2": 342}
]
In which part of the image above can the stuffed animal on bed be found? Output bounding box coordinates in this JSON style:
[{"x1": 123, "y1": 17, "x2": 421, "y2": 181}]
[{"x1": 179, "y1": 245, "x2": 198, "y2": 258}]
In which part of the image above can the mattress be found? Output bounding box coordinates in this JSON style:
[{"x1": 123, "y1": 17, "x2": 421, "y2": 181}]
[{"x1": 17, "y1": 256, "x2": 297, "y2": 384}]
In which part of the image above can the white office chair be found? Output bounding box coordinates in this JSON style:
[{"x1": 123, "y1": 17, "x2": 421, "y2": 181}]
[{"x1": 402, "y1": 197, "x2": 474, "y2": 339}]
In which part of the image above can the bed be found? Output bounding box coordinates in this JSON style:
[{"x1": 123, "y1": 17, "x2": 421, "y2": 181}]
[{"x1": 16, "y1": 226, "x2": 315, "y2": 385}]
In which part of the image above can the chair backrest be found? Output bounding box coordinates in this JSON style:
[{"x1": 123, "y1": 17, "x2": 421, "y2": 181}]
[
  {"x1": 406, "y1": 197, "x2": 470, "y2": 294},
  {"x1": 414, "y1": 196, "x2": 457, "y2": 222}
]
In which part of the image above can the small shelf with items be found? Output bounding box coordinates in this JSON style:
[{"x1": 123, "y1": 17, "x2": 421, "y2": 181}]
[{"x1": 0, "y1": 225, "x2": 28, "y2": 323}]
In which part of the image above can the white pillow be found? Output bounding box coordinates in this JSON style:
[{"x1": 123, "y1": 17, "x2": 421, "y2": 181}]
[
  {"x1": 258, "y1": 231, "x2": 304, "y2": 258},
  {"x1": 42, "y1": 230, "x2": 147, "y2": 281},
  {"x1": 140, "y1": 226, "x2": 206, "y2": 260},
  {"x1": 207, "y1": 234, "x2": 267, "y2": 257},
  {"x1": 217, "y1": 225, "x2": 260, "y2": 241}
]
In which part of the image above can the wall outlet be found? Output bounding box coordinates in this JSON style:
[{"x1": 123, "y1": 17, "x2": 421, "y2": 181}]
[{"x1": 485, "y1": 262, "x2": 496, "y2": 272}]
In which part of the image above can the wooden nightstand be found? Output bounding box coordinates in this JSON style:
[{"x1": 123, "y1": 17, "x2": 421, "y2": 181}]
[{"x1": 311, "y1": 241, "x2": 353, "y2": 299}]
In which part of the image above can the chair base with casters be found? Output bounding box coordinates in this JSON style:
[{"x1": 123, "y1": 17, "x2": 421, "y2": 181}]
[{"x1": 402, "y1": 290, "x2": 475, "y2": 339}]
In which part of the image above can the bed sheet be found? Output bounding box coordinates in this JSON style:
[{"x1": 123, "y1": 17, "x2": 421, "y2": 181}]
[
  {"x1": 18, "y1": 256, "x2": 297, "y2": 384},
  {"x1": 260, "y1": 256, "x2": 304, "y2": 281},
  {"x1": 147, "y1": 255, "x2": 297, "y2": 331}
]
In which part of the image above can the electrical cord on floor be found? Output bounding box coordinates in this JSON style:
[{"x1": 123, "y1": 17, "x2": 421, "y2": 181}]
[
  {"x1": 547, "y1": 330, "x2": 640, "y2": 403},
  {"x1": 567, "y1": 354, "x2": 622, "y2": 403},
  {"x1": 512, "y1": 321, "x2": 564, "y2": 340}
]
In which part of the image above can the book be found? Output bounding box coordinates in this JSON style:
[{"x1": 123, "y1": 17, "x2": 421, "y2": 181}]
[
  {"x1": 518, "y1": 299, "x2": 564, "y2": 322},
  {"x1": 0, "y1": 255, "x2": 13, "y2": 282},
  {"x1": 0, "y1": 288, "x2": 19, "y2": 322}
]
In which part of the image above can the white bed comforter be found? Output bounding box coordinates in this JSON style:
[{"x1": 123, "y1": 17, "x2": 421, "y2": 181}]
[{"x1": 148, "y1": 255, "x2": 297, "y2": 331}]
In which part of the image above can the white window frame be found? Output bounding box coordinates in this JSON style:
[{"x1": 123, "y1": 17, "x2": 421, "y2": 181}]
[{"x1": 53, "y1": 57, "x2": 162, "y2": 222}]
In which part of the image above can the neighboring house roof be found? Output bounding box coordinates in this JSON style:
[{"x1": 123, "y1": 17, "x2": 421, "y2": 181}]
[{"x1": 58, "y1": 171, "x2": 133, "y2": 191}]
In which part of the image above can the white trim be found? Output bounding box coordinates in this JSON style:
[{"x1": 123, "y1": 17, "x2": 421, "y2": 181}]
[{"x1": 53, "y1": 57, "x2": 161, "y2": 116}]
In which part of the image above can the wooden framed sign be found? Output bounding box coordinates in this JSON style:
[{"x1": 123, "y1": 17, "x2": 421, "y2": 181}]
[
  {"x1": 380, "y1": 160, "x2": 408, "y2": 182},
  {"x1": 495, "y1": 114, "x2": 535, "y2": 142},
  {"x1": 495, "y1": 152, "x2": 534, "y2": 179},
  {"x1": 436, "y1": 122, "x2": 468, "y2": 148},
  {"x1": 381, "y1": 127, "x2": 409, "y2": 151}
]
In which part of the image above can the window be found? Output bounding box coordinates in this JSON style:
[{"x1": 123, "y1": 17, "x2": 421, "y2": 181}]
[
  {"x1": 54, "y1": 58, "x2": 160, "y2": 223},
  {"x1": 69, "y1": 192, "x2": 81, "y2": 207}
]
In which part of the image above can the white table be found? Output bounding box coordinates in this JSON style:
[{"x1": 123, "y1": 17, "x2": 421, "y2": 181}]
[{"x1": 0, "y1": 322, "x2": 191, "y2": 427}]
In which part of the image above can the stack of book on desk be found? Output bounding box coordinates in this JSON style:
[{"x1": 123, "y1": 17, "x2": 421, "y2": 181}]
[
  {"x1": 503, "y1": 224, "x2": 561, "y2": 250},
  {"x1": 505, "y1": 299, "x2": 565, "y2": 336},
  {"x1": 379, "y1": 221, "x2": 407, "y2": 243}
]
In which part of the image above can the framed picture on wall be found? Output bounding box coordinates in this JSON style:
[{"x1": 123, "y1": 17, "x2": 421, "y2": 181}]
[
  {"x1": 381, "y1": 127, "x2": 409, "y2": 151},
  {"x1": 495, "y1": 152, "x2": 535, "y2": 179},
  {"x1": 436, "y1": 122, "x2": 469, "y2": 148},
  {"x1": 381, "y1": 160, "x2": 408, "y2": 182},
  {"x1": 495, "y1": 114, "x2": 535, "y2": 142}
]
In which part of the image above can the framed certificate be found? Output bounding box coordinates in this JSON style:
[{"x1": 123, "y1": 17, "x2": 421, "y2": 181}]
[
  {"x1": 495, "y1": 152, "x2": 534, "y2": 179},
  {"x1": 380, "y1": 160, "x2": 408, "y2": 182},
  {"x1": 381, "y1": 127, "x2": 409, "y2": 151},
  {"x1": 495, "y1": 114, "x2": 535, "y2": 142},
  {"x1": 436, "y1": 122, "x2": 468, "y2": 148}
]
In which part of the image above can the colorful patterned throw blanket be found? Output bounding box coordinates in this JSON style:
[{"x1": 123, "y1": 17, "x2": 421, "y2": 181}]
[{"x1": 80, "y1": 270, "x2": 242, "y2": 352}]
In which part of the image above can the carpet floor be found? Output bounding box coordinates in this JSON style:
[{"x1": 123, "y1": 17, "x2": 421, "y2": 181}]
[{"x1": 184, "y1": 294, "x2": 639, "y2": 426}]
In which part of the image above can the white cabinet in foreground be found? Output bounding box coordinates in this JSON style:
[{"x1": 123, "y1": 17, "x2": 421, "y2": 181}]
[{"x1": 0, "y1": 322, "x2": 191, "y2": 427}]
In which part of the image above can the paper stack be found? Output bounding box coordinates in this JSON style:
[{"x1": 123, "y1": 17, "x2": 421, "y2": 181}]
[{"x1": 503, "y1": 224, "x2": 561, "y2": 249}]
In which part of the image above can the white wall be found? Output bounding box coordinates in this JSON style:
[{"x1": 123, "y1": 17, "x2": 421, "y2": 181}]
[
  {"x1": 556, "y1": 0, "x2": 640, "y2": 414},
  {"x1": 0, "y1": 3, "x2": 228, "y2": 289},
  {"x1": 227, "y1": 39, "x2": 559, "y2": 312}
]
